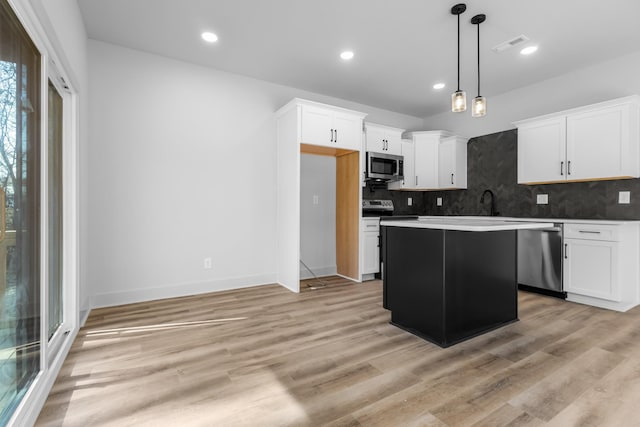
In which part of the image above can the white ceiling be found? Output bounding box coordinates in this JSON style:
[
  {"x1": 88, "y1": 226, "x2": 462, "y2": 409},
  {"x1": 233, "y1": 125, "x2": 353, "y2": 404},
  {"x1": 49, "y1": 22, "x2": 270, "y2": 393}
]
[{"x1": 77, "y1": 0, "x2": 640, "y2": 118}]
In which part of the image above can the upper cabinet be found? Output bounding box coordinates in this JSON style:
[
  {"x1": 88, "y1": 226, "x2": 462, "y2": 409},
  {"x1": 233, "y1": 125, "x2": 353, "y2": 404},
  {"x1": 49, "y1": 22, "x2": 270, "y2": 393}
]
[
  {"x1": 514, "y1": 96, "x2": 640, "y2": 184},
  {"x1": 390, "y1": 131, "x2": 467, "y2": 191},
  {"x1": 364, "y1": 123, "x2": 403, "y2": 156},
  {"x1": 438, "y1": 136, "x2": 468, "y2": 189},
  {"x1": 299, "y1": 101, "x2": 366, "y2": 151}
]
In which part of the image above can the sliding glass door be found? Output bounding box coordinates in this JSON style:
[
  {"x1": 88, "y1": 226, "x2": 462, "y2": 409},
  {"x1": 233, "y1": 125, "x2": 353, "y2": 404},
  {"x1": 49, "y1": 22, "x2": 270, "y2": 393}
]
[{"x1": 0, "y1": 0, "x2": 42, "y2": 423}]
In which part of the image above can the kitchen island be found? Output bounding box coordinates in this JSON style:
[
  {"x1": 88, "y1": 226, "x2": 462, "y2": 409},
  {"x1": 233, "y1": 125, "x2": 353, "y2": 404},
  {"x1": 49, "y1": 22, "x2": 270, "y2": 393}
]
[{"x1": 380, "y1": 218, "x2": 551, "y2": 347}]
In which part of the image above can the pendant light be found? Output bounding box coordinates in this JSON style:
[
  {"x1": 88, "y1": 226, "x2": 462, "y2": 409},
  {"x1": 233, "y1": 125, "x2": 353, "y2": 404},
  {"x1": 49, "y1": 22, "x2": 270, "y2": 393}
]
[
  {"x1": 451, "y1": 3, "x2": 467, "y2": 112},
  {"x1": 471, "y1": 14, "x2": 486, "y2": 117}
]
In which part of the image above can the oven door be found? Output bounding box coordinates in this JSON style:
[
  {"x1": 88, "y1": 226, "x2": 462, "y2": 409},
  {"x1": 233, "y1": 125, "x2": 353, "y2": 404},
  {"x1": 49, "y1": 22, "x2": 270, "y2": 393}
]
[{"x1": 366, "y1": 152, "x2": 403, "y2": 181}]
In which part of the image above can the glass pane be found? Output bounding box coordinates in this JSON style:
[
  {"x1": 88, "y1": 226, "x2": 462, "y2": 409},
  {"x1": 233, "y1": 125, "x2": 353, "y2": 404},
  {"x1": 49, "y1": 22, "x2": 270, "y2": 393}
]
[
  {"x1": 0, "y1": 0, "x2": 41, "y2": 423},
  {"x1": 47, "y1": 81, "x2": 62, "y2": 341}
]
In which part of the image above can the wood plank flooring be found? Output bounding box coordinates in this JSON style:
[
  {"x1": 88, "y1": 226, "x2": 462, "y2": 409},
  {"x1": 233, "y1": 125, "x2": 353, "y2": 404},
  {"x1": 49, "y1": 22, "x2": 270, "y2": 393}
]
[{"x1": 36, "y1": 277, "x2": 640, "y2": 426}]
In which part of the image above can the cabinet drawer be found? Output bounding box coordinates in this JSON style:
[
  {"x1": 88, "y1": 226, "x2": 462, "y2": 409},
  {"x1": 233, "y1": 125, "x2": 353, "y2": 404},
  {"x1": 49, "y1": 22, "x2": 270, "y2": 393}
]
[
  {"x1": 564, "y1": 223, "x2": 619, "y2": 241},
  {"x1": 362, "y1": 219, "x2": 380, "y2": 232}
]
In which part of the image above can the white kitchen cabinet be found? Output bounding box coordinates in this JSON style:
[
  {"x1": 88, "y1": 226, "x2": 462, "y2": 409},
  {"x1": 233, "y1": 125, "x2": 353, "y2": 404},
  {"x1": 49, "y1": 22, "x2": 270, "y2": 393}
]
[
  {"x1": 364, "y1": 123, "x2": 403, "y2": 155},
  {"x1": 276, "y1": 98, "x2": 367, "y2": 291},
  {"x1": 361, "y1": 218, "x2": 380, "y2": 279},
  {"x1": 301, "y1": 103, "x2": 364, "y2": 151},
  {"x1": 438, "y1": 136, "x2": 468, "y2": 189},
  {"x1": 517, "y1": 117, "x2": 566, "y2": 183},
  {"x1": 391, "y1": 131, "x2": 467, "y2": 191},
  {"x1": 414, "y1": 133, "x2": 440, "y2": 189},
  {"x1": 515, "y1": 96, "x2": 640, "y2": 184},
  {"x1": 564, "y1": 238, "x2": 619, "y2": 302},
  {"x1": 387, "y1": 139, "x2": 414, "y2": 190},
  {"x1": 563, "y1": 222, "x2": 640, "y2": 312}
]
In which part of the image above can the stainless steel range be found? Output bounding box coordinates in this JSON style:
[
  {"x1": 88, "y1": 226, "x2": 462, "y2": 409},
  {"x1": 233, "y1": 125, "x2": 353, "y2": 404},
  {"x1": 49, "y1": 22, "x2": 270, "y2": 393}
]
[{"x1": 362, "y1": 199, "x2": 394, "y2": 217}]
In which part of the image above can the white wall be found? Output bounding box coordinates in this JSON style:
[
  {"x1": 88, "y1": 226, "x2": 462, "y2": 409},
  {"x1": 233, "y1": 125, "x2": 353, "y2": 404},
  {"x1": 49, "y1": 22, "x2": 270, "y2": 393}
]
[
  {"x1": 300, "y1": 154, "x2": 336, "y2": 279},
  {"x1": 88, "y1": 40, "x2": 423, "y2": 307},
  {"x1": 423, "y1": 50, "x2": 640, "y2": 138}
]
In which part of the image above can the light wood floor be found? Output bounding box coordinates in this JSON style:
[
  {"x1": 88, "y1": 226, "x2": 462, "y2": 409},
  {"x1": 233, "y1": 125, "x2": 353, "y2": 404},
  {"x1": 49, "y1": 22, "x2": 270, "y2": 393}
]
[{"x1": 37, "y1": 277, "x2": 640, "y2": 426}]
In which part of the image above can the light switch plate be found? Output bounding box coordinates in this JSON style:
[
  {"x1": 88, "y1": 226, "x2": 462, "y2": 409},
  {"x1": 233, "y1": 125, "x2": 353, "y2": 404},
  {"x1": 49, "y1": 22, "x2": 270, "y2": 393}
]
[
  {"x1": 619, "y1": 191, "x2": 631, "y2": 204},
  {"x1": 437, "y1": 197, "x2": 443, "y2": 206},
  {"x1": 407, "y1": 197, "x2": 412, "y2": 206},
  {"x1": 536, "y1": 194, "x2": 548, "y2": 205}
]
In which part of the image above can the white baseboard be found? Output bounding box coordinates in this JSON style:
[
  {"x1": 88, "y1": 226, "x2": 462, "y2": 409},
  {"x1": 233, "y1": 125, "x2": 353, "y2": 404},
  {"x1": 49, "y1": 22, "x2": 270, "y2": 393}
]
[
  {"x1": 92, "y1": 273, "x2": 277, "y2": 308},
  {"x1": 299, "y1": 265, "x2": 337, "y2": 280}
]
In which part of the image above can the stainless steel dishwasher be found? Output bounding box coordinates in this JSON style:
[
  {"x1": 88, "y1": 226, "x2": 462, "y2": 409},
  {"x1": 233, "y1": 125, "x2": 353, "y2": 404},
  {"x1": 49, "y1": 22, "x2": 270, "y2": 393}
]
[{"x1": 517, "y1": 223, "x2": 566, "y2": 298}]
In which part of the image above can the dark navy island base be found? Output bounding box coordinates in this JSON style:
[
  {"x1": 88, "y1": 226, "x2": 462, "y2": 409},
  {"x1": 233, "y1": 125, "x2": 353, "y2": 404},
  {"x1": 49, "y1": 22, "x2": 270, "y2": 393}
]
[{"x1": 382, "y1": 226, "x2": 518, "y2": 348}]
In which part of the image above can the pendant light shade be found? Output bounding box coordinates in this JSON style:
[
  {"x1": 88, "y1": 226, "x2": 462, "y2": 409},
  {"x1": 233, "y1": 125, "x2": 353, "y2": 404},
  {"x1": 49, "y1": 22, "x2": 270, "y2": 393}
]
[
  {"x1": 471, "y1": 14, "x2": 486, "y2": 117},
  {"x1": 451, "y1": 4, "x2": 467, "y2": 112},
  {"x1": 472, "y1": 96, "x2": 486, "y2": 117},
  {"x1": 452, "y1": 91, "x2": 467, "y2": 112}
]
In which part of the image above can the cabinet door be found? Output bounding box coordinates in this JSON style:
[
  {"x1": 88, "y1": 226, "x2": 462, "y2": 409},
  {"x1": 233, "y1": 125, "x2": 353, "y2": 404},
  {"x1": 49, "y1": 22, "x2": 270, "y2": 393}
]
[
  {"x1": 414, "y1": 137, "x2": 439, "y2": 189},
  {"x1": 438, "y1": 140, "x2": 456, "y2": 188},
  {"x1": 301, "y1": 105, "x2": 334, "y2": 147},
  {"x1": 363, "y1": 231, "x2": 380, "y2": 274},
  {"x1": 566, "y1": 105, "x2": 630, "y2": 180},
  {"x1": 333, "y1": 111, "x2": 362, "y2": 151},
  {"x1": 517, "y1": 117, "x2": 566, "y2": 183},
  {"x1": 564, "y1": 238, "x2": 620, "y2": 302},
  {"x1": 387, "y1": 139, "x2": 414, "y2": 190},
  {"x1": 384, "y1": 132, "x2": 403, "y2": 156},
  {"x1": 365, "y1": 126, "x2": 386, "y2": 153}
]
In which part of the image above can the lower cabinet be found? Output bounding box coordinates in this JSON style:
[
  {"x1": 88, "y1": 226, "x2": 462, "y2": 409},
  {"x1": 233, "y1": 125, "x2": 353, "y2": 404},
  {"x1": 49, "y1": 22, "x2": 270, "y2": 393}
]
[
  {"x1": 564, "y1": 238, "x2": 619, "y2": 302},
  {"x1": 563, "y1": 222, "x2": 639, "y2": 312},
  {"x1": 361, "y1": 218, "x2": 380, "y2": 278}
]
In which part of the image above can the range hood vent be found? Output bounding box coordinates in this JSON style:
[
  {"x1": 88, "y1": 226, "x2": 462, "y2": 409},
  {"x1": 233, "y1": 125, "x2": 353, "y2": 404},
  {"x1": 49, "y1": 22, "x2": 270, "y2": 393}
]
[{"x1": 492, "y1": 34, "x2": 530, "y2": 53}]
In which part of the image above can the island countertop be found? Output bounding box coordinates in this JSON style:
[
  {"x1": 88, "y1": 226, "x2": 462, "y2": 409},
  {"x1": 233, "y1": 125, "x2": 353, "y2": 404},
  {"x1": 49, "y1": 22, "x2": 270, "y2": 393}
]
[{"x1": 380, "y1": 217, "x2": 553, "y2": 232}]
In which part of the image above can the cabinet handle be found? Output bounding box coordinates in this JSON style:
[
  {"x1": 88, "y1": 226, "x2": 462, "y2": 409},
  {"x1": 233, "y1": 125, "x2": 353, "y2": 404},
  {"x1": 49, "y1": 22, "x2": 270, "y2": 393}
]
[
  {"x1": 451, "y1": 173, "x2": 454, "y2": 185},
  {"x1": 366, "y1": 224, "x2": 377, "y2": 228},
  {"x1": 415, "y1": 176, "x2": 418, "y2": 186},
  {"x1": 568, "y1": 160, "x2": 571, "y2": 175},
  {"x1": 335, "y1": 129, "x2": 338, "y2": 143},
  {"x1": 578, "y1": 230, "x2": 601, "y2": 234},
  {"x1": 385, "y1": 139, "x2": 388, "y2": 150},
  {"x1": 564, "y1": 243, "x2": 568, "y2": 259},
  {"x1": 560, "y1": 161, "x2": 564, "y2": 176},
  {"x1": 330, "y1": 129, "x2": 334, "y2": 142}
]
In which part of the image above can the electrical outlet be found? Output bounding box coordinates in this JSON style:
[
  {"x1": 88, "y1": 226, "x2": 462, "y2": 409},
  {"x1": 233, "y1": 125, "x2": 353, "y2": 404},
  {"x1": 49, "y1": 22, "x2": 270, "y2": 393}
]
[
  {"x1": 437, "y1": 197, "x2": 443, "y2": 207},
  {"x1": 536, "y1": 194, "x2": 548, "y2": 205},
  {"x1": 619, "y1": 191, "x2": 631, "y2": 204},
  {"x1": 204, "y1": 257, "x2": 212, "y2": 269},
  {"x1": 313, "y1": 195, "x2": 319, "y2": 205},
  {"x1": 407, "y1": 197, "x2": 412, "y2": 206}
]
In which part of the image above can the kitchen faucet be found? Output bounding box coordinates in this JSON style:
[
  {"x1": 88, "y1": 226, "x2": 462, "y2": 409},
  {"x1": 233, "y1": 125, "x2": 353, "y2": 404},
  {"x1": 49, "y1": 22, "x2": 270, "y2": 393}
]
[{"x1": 480, "y1": 189, "x2": 500, "y2": 216}]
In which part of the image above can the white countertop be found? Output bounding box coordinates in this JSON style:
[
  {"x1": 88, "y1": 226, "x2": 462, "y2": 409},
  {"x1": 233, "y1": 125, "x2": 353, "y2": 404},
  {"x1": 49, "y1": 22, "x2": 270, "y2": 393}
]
[
  {"x1": 380, "y1": 218, "x2": 553, "y2": 232},
  {"x1": 417, "y1": 216, "x2": 640, "y2": 225}
]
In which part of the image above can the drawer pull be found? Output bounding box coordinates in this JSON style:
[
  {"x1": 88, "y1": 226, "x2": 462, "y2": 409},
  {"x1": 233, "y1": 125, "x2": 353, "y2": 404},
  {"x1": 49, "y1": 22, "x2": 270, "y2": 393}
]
[
  {"x1": 578, "y1": 230, "x2": 601, "y2": 234},
  {"x1": 366, "y1": 224, "x2": 378, "y2": 228},
  {"x1": 564, "y1": 243, "x2": 568, "y2": 259}
]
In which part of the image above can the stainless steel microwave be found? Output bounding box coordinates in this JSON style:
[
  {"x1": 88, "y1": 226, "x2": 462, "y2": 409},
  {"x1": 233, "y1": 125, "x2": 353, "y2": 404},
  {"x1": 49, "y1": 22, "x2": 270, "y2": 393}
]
[{"x1": 366, "y1": 152, "x2": 403, "y2": 182}]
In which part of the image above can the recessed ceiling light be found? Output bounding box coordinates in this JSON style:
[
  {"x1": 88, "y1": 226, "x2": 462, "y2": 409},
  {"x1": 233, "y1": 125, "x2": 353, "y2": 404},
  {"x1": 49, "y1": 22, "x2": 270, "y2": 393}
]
[
  {"x1": 520, "y1": 45, "x2": 538, "y2": 55},
  {"x1": 433, "y1": 83, "x2": 446, "y2": 90},
  {"x1": 201, "y1": 32, "x2": 218, "y2": 43},
  {"x1": 340, "y1": 51, "x2": 354, "y2": 60}
]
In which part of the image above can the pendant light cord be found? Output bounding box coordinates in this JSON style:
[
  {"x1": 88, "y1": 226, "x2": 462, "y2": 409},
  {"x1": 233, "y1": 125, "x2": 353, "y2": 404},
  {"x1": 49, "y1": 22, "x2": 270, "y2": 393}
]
[
  {"x1": 477, "y1": 22, "x2": 480, "y2": 96},
  {"x1": 457, "y1": 13, "x2": 461, "y2": 91}
]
